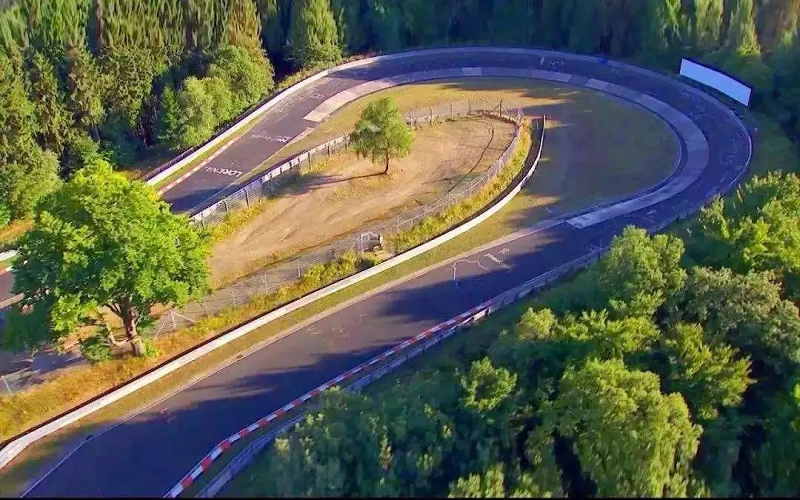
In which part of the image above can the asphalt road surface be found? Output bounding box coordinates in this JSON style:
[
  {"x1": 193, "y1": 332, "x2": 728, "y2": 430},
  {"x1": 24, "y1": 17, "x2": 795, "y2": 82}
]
[
  {"x1": 0, "y1": 271, "x2": 13, "y2": 306},
  {"x1": 21, "y1": 49, "x2": 750, "y2": 497}
]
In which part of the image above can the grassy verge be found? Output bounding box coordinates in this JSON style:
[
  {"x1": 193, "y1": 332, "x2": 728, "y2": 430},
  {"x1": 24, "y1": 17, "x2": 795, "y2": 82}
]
[
  {"x1": 149, "y1": 55, "x2": 369, "y2": 192},
  {"x1": 0, "y1": 119, "x2": 529, "y2": 496},
  {"x1": 0, "y1": 79, "x2": 679, "y2": 494},
  {"x1": 0, "y1": 220, "x2": 30, "y2": 253}
]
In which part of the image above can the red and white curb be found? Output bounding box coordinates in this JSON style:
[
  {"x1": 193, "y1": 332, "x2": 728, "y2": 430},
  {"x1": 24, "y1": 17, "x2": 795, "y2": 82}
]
[
  {"x1": 156, "y1": 142, "x2": 237, "y2": 196},
  {"x1": 164, "y1": 302, "x2": 490, "y2": 498}
]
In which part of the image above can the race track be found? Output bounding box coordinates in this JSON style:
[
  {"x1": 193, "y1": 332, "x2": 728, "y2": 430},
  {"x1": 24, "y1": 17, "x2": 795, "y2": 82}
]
[{"x1": 17, "y1": 48, "x2": 751, "y2": 497}]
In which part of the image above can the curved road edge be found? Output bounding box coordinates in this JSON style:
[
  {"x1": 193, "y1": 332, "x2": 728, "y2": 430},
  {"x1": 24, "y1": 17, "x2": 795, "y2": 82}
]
[
  {"x1": 0, "y1": 116, "x2": 536, "y2": 474},
  {"x1": 10, "y1": 48, "x2": 753, "y2": 497}
]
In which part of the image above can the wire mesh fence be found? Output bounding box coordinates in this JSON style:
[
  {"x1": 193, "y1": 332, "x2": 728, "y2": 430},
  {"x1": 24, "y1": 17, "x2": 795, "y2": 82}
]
[
  {"x1": 149, "y1": 102, "x2": 526, "y2": 337},
  {"x1": 192, "y1": 100, "x2": 523, "y2": 228}
]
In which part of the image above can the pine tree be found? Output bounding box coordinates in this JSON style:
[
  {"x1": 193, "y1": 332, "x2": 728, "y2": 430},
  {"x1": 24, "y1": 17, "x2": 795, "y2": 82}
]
[
  {"x1": 640, "y1": 0, "x2": 683, "y2": 62},
  {"x1": 691, "y1": 0, "x2": 724, "y2": 54},
  {"x1": 718, "y1": 0, "x2": 773, "y2": 92},
  {"x1": 26, "y1": 51, "x2": 72, "y2": 156},
  {"x1": 156, "y1": 85, "x2": 183, "y2": 147},
  {"x1": 286, "y1": 0, "x2": 341, "y2": 68}
]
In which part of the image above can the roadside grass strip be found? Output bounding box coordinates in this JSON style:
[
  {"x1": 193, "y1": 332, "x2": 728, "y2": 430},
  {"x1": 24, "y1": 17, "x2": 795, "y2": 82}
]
[
  {"x1": 165, "y1": 303, "x2": 491, "y2": 498},
  {"x1": 0, "y1": 118, "x2": 540, "y2": 495}
]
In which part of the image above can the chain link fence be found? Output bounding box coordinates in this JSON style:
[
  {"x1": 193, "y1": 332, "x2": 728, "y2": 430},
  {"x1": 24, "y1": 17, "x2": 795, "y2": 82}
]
[
  {"x1": 150, "y1": 102, "x2": 526, "y2": 337},
  {"x1": 192, "y1": 100, "x2": 522, "y2": 228},
  {"x1": 0, "y1": 101, "x2": 525, "y2": 395}
]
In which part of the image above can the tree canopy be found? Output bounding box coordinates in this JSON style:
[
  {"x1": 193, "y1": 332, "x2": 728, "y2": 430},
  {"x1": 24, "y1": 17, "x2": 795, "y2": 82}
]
[
  {"x1": 10, "y1": 160, "x2": 209, "y2": 355},
  {"x1": 350, "y1": 97, "x2": 414, "y2": 175}
]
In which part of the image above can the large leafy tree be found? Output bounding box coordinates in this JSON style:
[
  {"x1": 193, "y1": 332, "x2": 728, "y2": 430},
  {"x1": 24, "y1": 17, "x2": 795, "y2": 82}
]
[
  {"x1": 286, "y1": 0, "x2": 341, "y2": 68},
  {"x1": 660, "y1": 323, "x2": 753, "y2": 421},
  {"x1": 350, "y1": 97, "x2": 414, "y2": 175},
  {"x1": 208, "y1": 44, "x2": 275, "y2": 116},
  {"x1": 12, "y1": 160, "x2": 209, "y2": 355},
  {"x1": 594, "y1": 225, "x2": 686, "y2": 317},
  {"x1": 258, "y1": 389, "x2": 390, "y2": 496},
  {"x1": 689, "y1": 172, "x2": 800, "y2": 299},
  {"x1": 171, "y1": 76, "x2": 227, "y2": 149},
  {"x1": 545, "y1": 358, "x2": 702, "y2": 497}
]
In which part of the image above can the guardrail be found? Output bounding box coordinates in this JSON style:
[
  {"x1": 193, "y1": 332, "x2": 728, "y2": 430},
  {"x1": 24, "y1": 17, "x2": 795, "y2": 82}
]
[
  {"x1": 186, "y1": 248, "x2": 600, "y2": 499},
  {"x1": 0, "y1": 117, "x2": 545, "y2": 475},
  {"x1": 191, "y1": 101, "x2": 519, "y2": 228},
  {"x1": 184, "y1": 100, "x2": 755, "y2": 499}
]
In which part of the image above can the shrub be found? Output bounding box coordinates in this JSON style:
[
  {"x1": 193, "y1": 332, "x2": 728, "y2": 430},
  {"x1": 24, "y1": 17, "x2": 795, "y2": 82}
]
[
  {"x1": 80, "y1": 334, "x2": 113, "y2": 364},
  {"x1": 0, "y1": 203, "x2": 10, "y2": 228}
]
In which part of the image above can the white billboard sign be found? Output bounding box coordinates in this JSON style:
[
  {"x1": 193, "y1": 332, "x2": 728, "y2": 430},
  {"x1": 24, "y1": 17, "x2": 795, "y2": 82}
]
[{"x1": 680, "y1": 58, "x2": 752, "y2": 107}]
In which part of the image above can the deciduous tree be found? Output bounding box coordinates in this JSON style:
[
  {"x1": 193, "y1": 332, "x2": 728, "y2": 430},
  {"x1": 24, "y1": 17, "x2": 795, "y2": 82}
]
[
  {"x1": 660, "y1": 323, "x2": 753, "y2": 420},
  {"x1": 546, "y1": 358, "x2": 702, "y2": 497},
  {"x1": 286, "y1": 0, "x2": 341, "y2": 68},
  {"x1": 594, "y1": 225, "x2": 686, "y2": 317},
  {"x1": 12, "y1": 160, "x2": 209, "y2": 355},
  {"x1": 350, "y1": 97, "x2": 414, "y2": 175}
]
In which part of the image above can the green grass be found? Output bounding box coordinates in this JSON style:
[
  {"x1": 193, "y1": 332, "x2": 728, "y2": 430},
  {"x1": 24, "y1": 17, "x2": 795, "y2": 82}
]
[
  {"x1": 0, "y1": 80, "x2": 679, "y2": 496},
  {"x1": 148, "y1": 55, "x2": 370, "y2": 192},
  {"x1": 220, "y1": 103, "x2": 800, "y2": 500}
]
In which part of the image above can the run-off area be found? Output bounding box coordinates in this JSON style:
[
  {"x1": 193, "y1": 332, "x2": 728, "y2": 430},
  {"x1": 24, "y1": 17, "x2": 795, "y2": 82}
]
[{"x1": 209, "y1": 77, "x2": 679, "y2": 287}]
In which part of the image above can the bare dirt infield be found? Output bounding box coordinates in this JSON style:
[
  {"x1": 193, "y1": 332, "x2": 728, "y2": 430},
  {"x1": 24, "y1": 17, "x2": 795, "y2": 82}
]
[{"x1": 210, "y1": 117, "x2": 516, "y2": 286}]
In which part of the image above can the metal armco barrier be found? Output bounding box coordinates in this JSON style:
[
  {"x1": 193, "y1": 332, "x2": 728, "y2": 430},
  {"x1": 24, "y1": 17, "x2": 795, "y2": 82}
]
[
  {"x1": 188, "y1": 249, "x2": 602, "y2": 499},
  {"x1": 191, "y1": 102, "x2": 519, "y2": 228},
  {"x1": 0, "y1": 115, "x2": 544, "y2": 477}
]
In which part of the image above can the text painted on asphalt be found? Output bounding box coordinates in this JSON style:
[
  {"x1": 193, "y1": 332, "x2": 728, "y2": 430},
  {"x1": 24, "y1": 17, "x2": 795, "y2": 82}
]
[{"x1": 205, "y1": 167, "x2": 244, "y2": 177}]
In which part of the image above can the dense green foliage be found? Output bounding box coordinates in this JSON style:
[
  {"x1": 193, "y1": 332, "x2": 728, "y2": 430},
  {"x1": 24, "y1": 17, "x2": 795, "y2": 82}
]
[
  {"x1": 238, "y1": 172, "x2": 800, "y2": 498},
  {"x1": 350, "y1": 97, "x2": 414, "y2": 174},
  {"x1": 0, "y1": 0, "x2": 798, "y2": 491},
  {"x1": 1, "y1": 0, "x2": 800, "y2": 223},
  {"x1": 7, "y1": 160, "x2": 210, "y2": 355}
]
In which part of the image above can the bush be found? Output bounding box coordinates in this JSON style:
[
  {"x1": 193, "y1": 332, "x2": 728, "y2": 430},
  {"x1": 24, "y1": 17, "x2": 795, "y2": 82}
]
[
  {"x1": 79, "y1": 334, "x2": 113, "y2": 364},
  {"x1": 142, "y1": 338, "x2": 159, "y2": 358},
  {"x1": 0, "y1": 203, "x2": 10, "y2": 228}
]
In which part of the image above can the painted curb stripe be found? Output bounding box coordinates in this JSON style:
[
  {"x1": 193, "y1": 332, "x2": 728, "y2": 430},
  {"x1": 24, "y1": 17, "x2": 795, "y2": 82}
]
[{"x1": 164, "y1": 306, "x2": 490, "y2": 497}]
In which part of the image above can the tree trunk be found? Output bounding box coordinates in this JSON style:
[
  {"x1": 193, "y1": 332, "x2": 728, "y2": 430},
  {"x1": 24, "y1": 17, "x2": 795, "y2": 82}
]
[
  {"x1": 122, "y1": 307, "x2": 145, "y2": 357},
  {"x1": 383, "y1": 151, "x2": 390, "y2": 175}
]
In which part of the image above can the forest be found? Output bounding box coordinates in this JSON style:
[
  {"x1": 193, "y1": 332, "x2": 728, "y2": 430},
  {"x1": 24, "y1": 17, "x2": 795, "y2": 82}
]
[
  {"x1": 1, "y1": 0, "x2": 800, "y2": 223},
  {"x1": 244, "y1": 172, "x2": 800, "y2": 497},
  {"x1": 0, "y1": 0, "x2": 798, "y2": 497}
]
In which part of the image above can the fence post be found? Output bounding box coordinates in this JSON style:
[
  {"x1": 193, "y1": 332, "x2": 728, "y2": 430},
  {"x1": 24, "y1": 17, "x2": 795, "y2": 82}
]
[
  {"x1": 450, "y1": 103, "x2": 453, "y2": 117},
  {"x1": 244, "y1": 188, "x2": 251, "y2": 208},
  {"x1": 231, "y1": 289, "x2": 237, "y2": 308},
  {"x1": 170, "y1": 310, "x2": 177, "y2": 331},
  {"x1": 223, "y1": 198, "x2": 230, "y2": 214},
  {"x1": 468, "y1": 100, "x2": 471, "y2": 115},
  {"x1": 263, "y1": 274, "x2": 269, "y2": 296},
  {"x1": 2, "y1": 375, "x2": 12, "y2": 395}
]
